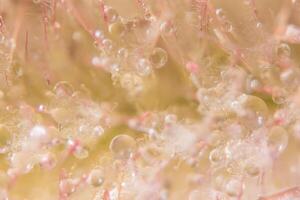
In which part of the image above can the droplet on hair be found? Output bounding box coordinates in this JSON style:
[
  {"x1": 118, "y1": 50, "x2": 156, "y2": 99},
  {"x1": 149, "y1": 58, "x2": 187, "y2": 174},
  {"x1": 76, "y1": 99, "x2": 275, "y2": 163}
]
[
  {"x1": 109, "y1": 134, "x2": 136, "y2": 159},
  {"x1": 53, "y1": 81, "x2": 74, "y2": 97},
  {"x1": 149, "y1": 48, "x2": 168, "y2": 68},
  {"x1": 104, "y1": 7, "x2": 119, "y2": 23},
  {"x1": 88, "y1": 169, "x2": 104, "y2": 187},
  {"x1": 268, "y1": 126, "x2": 288, "y2": 155},
  {"x1": 136, "y1": 58, "x2": 152, "y2": 76}
]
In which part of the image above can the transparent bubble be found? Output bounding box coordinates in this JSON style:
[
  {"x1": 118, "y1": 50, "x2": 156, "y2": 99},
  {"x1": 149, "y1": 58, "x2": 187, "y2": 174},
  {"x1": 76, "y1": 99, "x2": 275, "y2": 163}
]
[
  {"x1": 93, "y1": 125, "x2": 104, "y2": 137},
  {"x1": 39, "y1": 153, "x2": 57, "y2": 170},
  {"x1": 280, "y1": 68, "x2": 300, "y2": 86},
  {"x1": 120, "y1": 73, "x2": 143, "y2": 93},
  {"x1": 272, "y1": 87, "x2": 288, "y2": 104},
  {"x1": 216, "y1": 9, "x2": 225, "y2": 19},
  {"x1": 136, "y1": 58, "x2": 152, "y2": 76},
  {"x1": 268, "y1": 126, "x2": 288, "y2": 155},
  {"x1": 246, "y1": 76, "x2": 261, "y2": 93},
  {"x1": 109, "y1": 22, "x2": 126, "y2": 37},
  {"x1": 102, "y1": 39, "x2": 113, "y2": 51},
  {"x1": 73, "y1": 146, "x2": 89, "y2": 160},
  {"x1": 208, "y1": 131, "x2": 223, "y2": 148},
  {"x1": 88, "y1": 169, "x2": 104, "y2": 187},
  {"x1": 244, "y1": 162, "x2": 260, "y2": 177},
  {"x1": 29, "y1": 125, "x2": 49, "y2": 144},
  {"x1": 109, "y1": 134, "x2": 136, "y2": 159},
  {"x1": 59, "y1": 179, "x2": 76, "y2": 197},
  {"x1": 164, "y1": 114, "x2": 177, "y2": 124},
  {"x1": 277, "y1": 43, "x2": 291, "y2": 57},
  {"x1": 209, "y1": 148, "x2": 225, "y2": 164},
  {"x1": 149, "y1": 48, "x2": 168, "y2": 68},
  {"x1": 94, "y1": 30, "x2": 105, "y2": 39},
  {"x1": 117, "y1": 48, "x2": 129, "y2": 58},
  {"x1": 241, "y1": 95, "x2": 268, "y2": 117},
  {"x1": 53, "y1": 81, "x2": 74, "y2": 97},
  {"x1": 104, "y1": 7, "x2": 119, "y2": 23},
  {"x1": 225, "y1": 178, "x2": 242, "y2": 197},
  {"x1": 256, "y1": 22, "x2": 262, "y2": 29}
]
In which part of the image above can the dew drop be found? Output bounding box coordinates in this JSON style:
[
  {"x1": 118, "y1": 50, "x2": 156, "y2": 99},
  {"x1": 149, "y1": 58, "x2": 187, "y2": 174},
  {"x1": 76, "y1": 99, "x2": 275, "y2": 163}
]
[
  {"x1": 117, "y1": 48, "x2": 129, "y2": 58},
  {"x1": 277, "y1": 43, "x2": 291, "y2": 57},
  {"x1": 109, "y1": 134, "x2": 136, "y2": 159},
  {"x1": 209, "y1": 148, "x2": 225, "y2": 164},
  {"x1": 59, "y1": 179, "x2": 76, "y2": 197},
  {"x1": 149, "y1": 48, "x2": 168, "y2": 68},
  {"x1": 225, "y1": 178, "x2": 242, "y2": 197},
  {"x1": 53, "y1": 81, "x2": 74, "y2": 97},
  {"x1": 104, "y1": 7, "x2": 119, "y2": 23},
  {"x1": 74, "y1": 146, "x2": 89, "y2": 160},
  {"x1": 93, "y1": 126, "x2": 104, "y2": 137},
  {"x1": 88, "y1": 169, "x2": 104, "y2": 187},
  {"x1": 102, "y1": 39, "x2": 113, "y2": 51},
  {"x1": 216, "y1": 9, "x2": 225, "y2": 19},
  {"x1": 136, "y1": 58, "x2": 152, "y2": 76},
  {"x1": 164, "y1": 114, "x2": 177, "y2": 124},
  {"x1": 109, "y1": 22, "x2": 126, "y2": 37},
  {"x1": 39, "y1": 153, "x2": 57, "y2": 170},
  {"x1": 268, "y1": 126, "x2": 288, "y2": 155},
  {"x1": 272, "y1": 87, "x2": 288, "y2": 105},
  {"x1": 120, "y1": 73, "x2": 143, "y2": 93},
  {"x1": 244, "y1": 162, "x2": 260, "y2": 177},
  {"x1": 256, "y1": 22, "x2": 262, "y2": 29},
  {"x1": 29, "y1": 125, "x2": 49, "y2": 144}
]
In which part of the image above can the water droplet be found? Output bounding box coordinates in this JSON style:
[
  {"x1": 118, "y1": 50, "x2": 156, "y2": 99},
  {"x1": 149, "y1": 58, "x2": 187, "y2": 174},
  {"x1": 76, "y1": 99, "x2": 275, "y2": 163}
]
[
  {"x1": 117, "y1": 48, "x2": 129, "y2": 58},
  {"x1": 104, "y1": 7, "x2": 119, "y2": 23},
  {"x1": 109, "y1": 134, "x2": 136, "y2": 159},
  {"x1": 164, "y1": 114, "x2": 177, "y2": 124},
  {"x1": 209, "y1": 148, "x2": 225, "y2": 164},
  {"x1": 88, "y1": 169, "x2": 104, "y2": 187},
  {"x1": 94, "y1": 30, "x2": 104, "y2": 39},
  {"x1": 136, "y1": 58, "x2": 152, "y2": 76},
  {"x1": 272, "y1": 87, "x2": 288, "y2": 104},
  {"x1": 149, "y1": 48, "x2": 168, "y2": 68},
  {"x1": 29, "y1": 125, "x2": 49, "y2": 144},
  {"x1": 208, "y1": 131, "x2": 223, "y2": 147},
  {"x1": 39, "y1": 153, "x2": 57, "y2": 170},
  {"x1": 225, "y1": 178, "x2": 242, "y2": 197},
  {"x1": 102, "y1": 39, "x2": 113, "y2": 51},
  {"x1": 59, "y1": 179, "x2": 76, "y2": 197},
  {"x1": 120, "y1": 73, "x2": 143, "y2": 93},
  {"x1": 246, "y1": 76, "x2": 261, "y2": 93},
  {"x1": 53, "y1": 81, "x2": 74, "y2": 97},
  {"x1": 244, "y1": 162, "x2": 260, "y2": 177},
  {"x1": 93, "y1": 126, "x2": 104, "y2": 137},
  {"x1": 280, "y1": 68, "x2": 300, "y2": 86},
  {"x1": 74, "y1": 146, "x2": 89, "y2": 159},
  {"x1": 216, "y1": 9, "x2": 225, "y2": 19},
  {"x1": 109, "y1": 22, "x2": 126, "y2": 37},
  {"x1": 277, "y1": 43, "x2": 291, "y2": 57},
  {"x1": 268, "y1": 126, "x2": 288, "y2": 155},
  {"x1": 256, "y1": 22, "x2": 262, "y2": 29}
]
